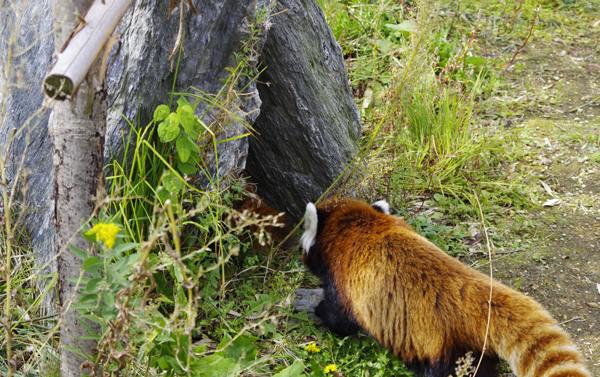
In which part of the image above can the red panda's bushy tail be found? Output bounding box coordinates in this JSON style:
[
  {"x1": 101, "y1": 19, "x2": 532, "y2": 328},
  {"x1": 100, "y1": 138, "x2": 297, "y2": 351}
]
[{"x1": 497, "y1": 318, "x2": 591, "y2": 377}]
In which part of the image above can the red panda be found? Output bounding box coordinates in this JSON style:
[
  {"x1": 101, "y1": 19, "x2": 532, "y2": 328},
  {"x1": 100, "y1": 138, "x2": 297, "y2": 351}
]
[
  {"x1": 301, "y1": 197, "x2": 591, "y2": 377},
  {"x1": 232, "y1": 191, "x2": 296, "y2": 254}
]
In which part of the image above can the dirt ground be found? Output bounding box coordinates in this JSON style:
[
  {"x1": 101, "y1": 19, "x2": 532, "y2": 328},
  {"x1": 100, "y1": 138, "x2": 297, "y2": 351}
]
[{"x1": 475, "y1": 22, "x2": 600, "y2": 375}]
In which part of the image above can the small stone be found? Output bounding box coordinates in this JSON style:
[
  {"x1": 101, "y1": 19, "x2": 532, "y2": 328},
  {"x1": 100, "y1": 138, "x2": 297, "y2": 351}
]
[{"x1": 293, "y1": 289, "x2": 324, "y2": 313}]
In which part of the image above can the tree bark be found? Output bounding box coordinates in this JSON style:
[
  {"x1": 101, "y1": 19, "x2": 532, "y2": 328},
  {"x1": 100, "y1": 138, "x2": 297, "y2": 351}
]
[{"x1": 49, "y1": 0, "x2": 104, "y2": 375}]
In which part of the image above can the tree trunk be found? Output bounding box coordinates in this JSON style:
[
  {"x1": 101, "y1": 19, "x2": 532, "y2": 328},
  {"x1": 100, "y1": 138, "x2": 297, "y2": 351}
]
[{"x1": 49, "y1": 0, "x2": 104, "y2": 375}]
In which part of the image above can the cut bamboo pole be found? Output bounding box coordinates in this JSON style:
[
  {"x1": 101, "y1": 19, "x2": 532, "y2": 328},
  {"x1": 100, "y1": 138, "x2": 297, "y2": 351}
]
[{"x1": 43, "y1": 0, "x2": 134, "y2": 100}]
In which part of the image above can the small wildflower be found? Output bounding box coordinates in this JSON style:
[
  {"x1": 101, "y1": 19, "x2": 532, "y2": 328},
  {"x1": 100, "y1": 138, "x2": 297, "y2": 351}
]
[
  {"x1": 324, "y1": 364, "x2": 337, "y2": 374},
  {"x1": 305, "y1": 343, "x2": 320, "y2": 353},
  {"x1": 86, "y1": 222, "x2": 121, "y2": 249}
]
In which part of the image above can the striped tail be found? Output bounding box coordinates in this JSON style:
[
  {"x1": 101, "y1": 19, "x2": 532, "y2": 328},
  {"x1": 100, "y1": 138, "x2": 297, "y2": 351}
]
[{"x1": 504, "y1": 321, "x2": 591, "y2": 377}]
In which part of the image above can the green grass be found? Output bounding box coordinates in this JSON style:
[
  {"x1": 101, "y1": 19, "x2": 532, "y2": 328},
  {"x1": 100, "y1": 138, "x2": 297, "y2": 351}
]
[
  {"x1": 0, "y1": 213, "x2": 59, "y2": 376},
  {"x1": 3, "y1": 0, "x2": 600, "y2": 376}
]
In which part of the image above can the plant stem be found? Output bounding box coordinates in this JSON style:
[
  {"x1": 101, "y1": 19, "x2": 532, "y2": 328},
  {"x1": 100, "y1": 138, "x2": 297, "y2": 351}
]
[
  {"x1": 1, "y1": 129, "x2": 16, "y2": 377},
  {"x1": 506, "y1": 2, "x2": 540, "y2": 69}
]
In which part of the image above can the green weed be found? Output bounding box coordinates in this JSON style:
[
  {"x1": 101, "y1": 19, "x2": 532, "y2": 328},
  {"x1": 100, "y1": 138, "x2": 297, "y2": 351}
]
[
  {"x1": 294, "y1": 333, "x2": 411, "y2": 377},
  {"x1": 6, "y1": 0, "x2": 597, "y2": 375}
]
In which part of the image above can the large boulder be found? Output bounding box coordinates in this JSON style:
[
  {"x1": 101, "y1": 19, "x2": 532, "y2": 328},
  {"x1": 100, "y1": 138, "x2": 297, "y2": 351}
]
[
  {"x1": 105, "y1": 0, "x2": 273, "y2": 189},
  {"x1": 1, "y1": 0, "x2": 272, "y2": 289},
  {"x1": 0, "y1": 0, "x2": 55, "y2": 277},
  {"x1": 0, "y1": 0, "x2": 361, "y2": 294},
  {"x1": 246, "y1": 0, "x2": 362, "y2": 221}
]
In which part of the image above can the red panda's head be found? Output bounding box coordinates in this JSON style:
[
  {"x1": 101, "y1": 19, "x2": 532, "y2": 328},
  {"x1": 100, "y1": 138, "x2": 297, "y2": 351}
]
[{"x1": 300, "y1": 197, "x2": 391, "y2": 258}]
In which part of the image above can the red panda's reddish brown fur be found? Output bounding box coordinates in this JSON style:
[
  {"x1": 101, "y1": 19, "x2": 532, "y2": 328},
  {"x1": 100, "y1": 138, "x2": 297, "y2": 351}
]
[
  {"x1": 232, "y1": 194, "x2": 296, "y2": 254},
  {"x1": 301, "y1": 197, "x2": 591, "y2": 377}
]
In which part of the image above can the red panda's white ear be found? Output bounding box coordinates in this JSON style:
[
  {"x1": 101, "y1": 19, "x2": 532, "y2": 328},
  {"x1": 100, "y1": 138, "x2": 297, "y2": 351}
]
[
  {"x1": 301, "y1": 203, "x2": 318, "y2": 253},
  {"x1": 372, "y1": 200, "x2": 390, "y2": 215}
]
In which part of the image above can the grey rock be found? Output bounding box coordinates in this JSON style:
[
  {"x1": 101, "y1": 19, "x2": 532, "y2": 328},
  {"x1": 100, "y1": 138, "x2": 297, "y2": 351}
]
[
  {"x1": 293, "y1": 288, "x2": 323, "y2": 313},
  {"x1": 106, "y1": 0, "x2": 272, "y2": 188},
  {"x1": 0, "y1": 0, "x2": 56, "y2": 289},
  {"x1": 293, "y1": 288, "x2": 324, "y2": 323},
  {"x1": 0, "y1": 0, "x2": 271, "y2": 290},
  {"x1": 246, "y1": 0, "x2": 362, "y2": 221},
  {"x1": 1, "y1": 0, "x2": 361, "y2": 307}
]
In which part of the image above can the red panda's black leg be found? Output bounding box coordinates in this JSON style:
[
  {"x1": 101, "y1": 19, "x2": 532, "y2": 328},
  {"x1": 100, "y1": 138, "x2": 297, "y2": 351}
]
[
  {"x1": 315, "y1": 274, "x2": 361, "y2": 337},
  {"x1": 472, "y1": 356, "x2": 501, "y2": 377},
  {"x1": 407, "y1": 353, "x2": 500, "y2": 377}
]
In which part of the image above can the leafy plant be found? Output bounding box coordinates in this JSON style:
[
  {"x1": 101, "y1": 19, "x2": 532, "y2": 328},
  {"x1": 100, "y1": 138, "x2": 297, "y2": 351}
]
[
  {"x1": 68, "y1": 188, "x2": 293, "y2": 376},
  {"x1": 297, "y1": 333, "x2": 412, "y2": 377},
  {"x1": 153, "y1": 97, "x2": 206, "y2": 206},
  {"x1": 155, "y1": 99, "x2": 205, "y2": 173},
  {"x1": 406, "y1": 213, "x2": 469, "y2": 256}
]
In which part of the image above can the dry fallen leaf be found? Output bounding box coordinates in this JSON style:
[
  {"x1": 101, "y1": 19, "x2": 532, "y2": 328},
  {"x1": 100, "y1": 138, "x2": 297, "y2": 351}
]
[
  {"x1": 587, "y1": 302, "x2": 600, "y2": 308},
  {"x1": 463, "y1": 233, "x2": 483, "y2": 246},
  {"x1": 539, "y1": 180, "x2": 555, "y2": 197},
  {"x1": 193, "y1": 335, "x2": 218, "y2": 350},
  {"x1": 168, "y1": 0, "x2": 177, "y2": 18},
  {"x1": 543, "y1": 198, "x2": 562, "y2": 207},
  {"x1": 561, "y1": 255, "x2": 570, "y2": 259}
]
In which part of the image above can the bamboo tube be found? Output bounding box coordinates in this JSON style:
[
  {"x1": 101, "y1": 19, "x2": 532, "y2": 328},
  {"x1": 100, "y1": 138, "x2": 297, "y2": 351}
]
[{"x1": 43, "y1": 0, "x2": 134, "y2": 100}]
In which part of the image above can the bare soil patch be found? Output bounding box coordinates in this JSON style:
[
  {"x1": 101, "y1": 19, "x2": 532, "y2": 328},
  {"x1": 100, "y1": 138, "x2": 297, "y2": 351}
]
[
  {"x1": 484, "y1": 20, "x2": 600, "y2": 375},
  {"x1": 492, "y1": 212, "x2": 600, "y2": 374}
]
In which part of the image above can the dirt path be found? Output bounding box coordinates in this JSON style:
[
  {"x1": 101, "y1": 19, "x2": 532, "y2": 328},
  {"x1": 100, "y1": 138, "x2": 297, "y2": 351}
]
[{"x1": 482, "y1": 21, "x2": 600, "y2": 375}]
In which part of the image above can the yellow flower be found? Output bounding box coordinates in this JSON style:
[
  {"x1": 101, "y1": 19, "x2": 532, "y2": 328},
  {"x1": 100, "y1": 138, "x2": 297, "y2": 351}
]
[
  {"x1": 324, "y1": 364, "x2": 337, "y2": 374},
  {"x1": 86, "y1": 222, "x2": 121, "y2": 249},
  {"x1": 305, "y1": 343, "x2": 321, "y2": 353}
]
